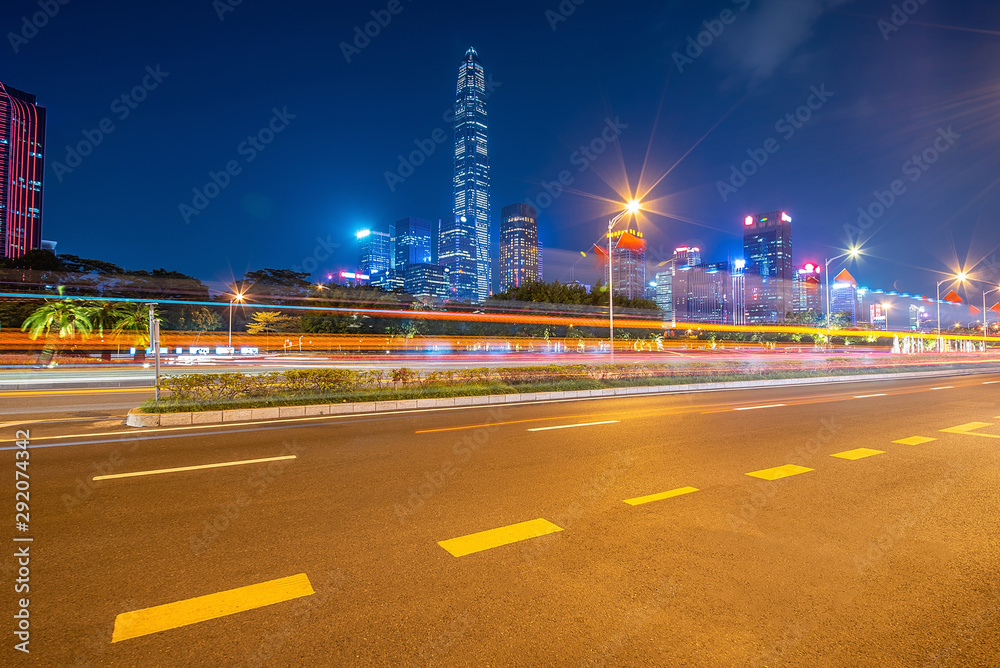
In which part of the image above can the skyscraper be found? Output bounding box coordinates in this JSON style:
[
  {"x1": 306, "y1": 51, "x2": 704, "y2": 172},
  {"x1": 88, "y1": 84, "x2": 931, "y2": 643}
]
[
  {"x1": 437, "y1": 215, "x2": 477, "y2": 301},
  {"x1": 451, "y1": 47, "x2": 491, "y2": 302},
  {"x1": 673, "y1": 246, "x2": 702, "y2": 267},
  {"x1": 654, "y1": 261, "x2": 675, "y2": 322},
  {"x1": 357, "y1": 225, "x2": 393, "y2": 285},
  {"x1": 743, "y1": 211, "x2": 793, "y2": 323},
  {"x1": 499, "y1": 203, "x2": 539, "y2": 292},
  {"x1": 394, "y1": 217, "x2": 432, "y2": 273},
  {"x1": 831, "y1": 268, "x2": 859, "y2": 325},
  {"x1": 603, "y1": 229, "x2": 646, "y2": 300},
  {"x1": 792, "y1": 263, "x2": 823, "y2": 314},
  {"x1": 0, "y1": 82, "x2": 45, "y2": 260}
]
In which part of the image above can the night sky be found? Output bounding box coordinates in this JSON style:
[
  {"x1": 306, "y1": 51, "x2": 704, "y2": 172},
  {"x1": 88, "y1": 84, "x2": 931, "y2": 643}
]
[{"x1": 2, "y1": 0, "x2": 999, "y2": 299}]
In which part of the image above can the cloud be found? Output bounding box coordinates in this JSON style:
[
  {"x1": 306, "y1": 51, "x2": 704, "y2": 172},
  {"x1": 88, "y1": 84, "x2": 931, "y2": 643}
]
[{"x1": 718, "y1": 0, "x2": 852, "y2": 84}]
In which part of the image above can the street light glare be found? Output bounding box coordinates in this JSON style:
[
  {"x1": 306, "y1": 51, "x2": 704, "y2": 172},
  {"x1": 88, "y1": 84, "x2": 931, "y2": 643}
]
[
  {"x1": 626, "y1": 199, "x2": 641, "y2": 215},
  {"x1": 848, "y1": 246, "x2": 861, "y2": 257},
  {"x1": 956, "y1": 272, "x2": 968, "y2": 282}
]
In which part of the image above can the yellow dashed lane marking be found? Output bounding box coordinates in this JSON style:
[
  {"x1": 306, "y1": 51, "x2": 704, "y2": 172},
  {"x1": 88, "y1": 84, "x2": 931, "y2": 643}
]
[
  {"x1": 893, "y1": 436, "x2": 937, "y2": 445},
  {"x1": 438, "y1": 519, "x2": 562, "y2": 557},
  {"x1": 624, "y1": 486, "x2": 699, "y2": 506},
  {"x1": 940, "y1": 422, "x2": 999, "y2": 439},
  {"x1": 746, "y1": 464, "x2": 814, "y2": 481},
  {"x1": 111, "y1": 574, "x2": 314, "y2": 643},
  {"x1": 831, "y1": 448, "x2": 884, "y2": 460}
]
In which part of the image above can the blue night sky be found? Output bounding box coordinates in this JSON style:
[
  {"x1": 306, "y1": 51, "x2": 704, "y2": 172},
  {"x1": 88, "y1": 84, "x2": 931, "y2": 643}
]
[{"x1": 2, "y1": 0, "x2": 998, "y2": 299}]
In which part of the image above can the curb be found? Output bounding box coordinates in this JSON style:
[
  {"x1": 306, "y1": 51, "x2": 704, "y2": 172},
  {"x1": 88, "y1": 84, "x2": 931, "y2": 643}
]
[{"x1": 123, "y1": 367, "x2": 994, "y2": 428}]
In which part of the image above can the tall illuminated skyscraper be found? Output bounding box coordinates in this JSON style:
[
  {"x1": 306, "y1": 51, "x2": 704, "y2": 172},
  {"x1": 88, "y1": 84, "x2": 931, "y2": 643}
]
[
  {"x1": 743, "y1": 211, "x2": 793, "y2": 323},
  {"x1": 451, "y1": 47, "x2": 490, "y2": 302},
  {"x1": 0, "y1": 82, "x2": 45, "y2": 259}
]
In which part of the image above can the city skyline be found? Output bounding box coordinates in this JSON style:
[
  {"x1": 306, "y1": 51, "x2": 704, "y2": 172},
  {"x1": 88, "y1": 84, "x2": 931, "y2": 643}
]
[{"x1": 1, "y1": 1, "x2": 998, "y2": 302}]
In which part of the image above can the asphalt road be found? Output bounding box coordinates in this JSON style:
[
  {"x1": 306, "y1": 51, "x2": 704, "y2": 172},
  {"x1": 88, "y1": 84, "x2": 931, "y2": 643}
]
[{"x1": 2, "y1": 371, "x2": 999, "y2": 666}]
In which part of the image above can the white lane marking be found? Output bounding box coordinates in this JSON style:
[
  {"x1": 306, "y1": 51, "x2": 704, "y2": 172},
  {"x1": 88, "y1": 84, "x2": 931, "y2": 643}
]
[
  {"x1": 930, "y1": 386, "x2": 954, "y2": 390},
  {"x1": 983, "y1": 381, "x2": 1000, "y2": 385},
  {"x1": 734, "y1": 404, "x2": 787, "y2": 411},
  {"x1": 93, "y1": 455, "x2": 296, "y2": 481},
  {"x1": 527, "y1": 420, "x2": 620, "y2": 432},
  {"x1": 854, "y1": 394, "x2": 888, "y2": 398}
]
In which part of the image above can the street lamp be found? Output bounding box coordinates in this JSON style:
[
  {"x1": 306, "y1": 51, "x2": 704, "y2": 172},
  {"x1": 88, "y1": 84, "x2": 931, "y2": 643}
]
[
  {"x1": 984, "y1": 285, "x2": 1000, "y2": 350},
  {"x1": 228, "y1": 290, "x2": 245, "y2": 347},
  {"x1": 825, "y1": 246, "x2": 861, "y2": 332},
  {"x1": 936, "y1": 272, "x2": 967, "y2": 336},
  {"x1": 608, "y1": 199, "x2": 641, "y2": 361}
]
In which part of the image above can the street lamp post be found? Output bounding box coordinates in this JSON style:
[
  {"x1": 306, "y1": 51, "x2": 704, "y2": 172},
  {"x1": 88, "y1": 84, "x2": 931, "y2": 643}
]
[
  {"x1": 824, "y1": 247, "x2": 860, "y2": 334},
  {"x1": 982, "y1": 286, "x2": 998, "y2": 350},
  {"x1": 607, "y1": 200, "x2": 641, "y2": 362},
  {"x1": 228, "y1": 291, "x2": 245, "y2": 348}
]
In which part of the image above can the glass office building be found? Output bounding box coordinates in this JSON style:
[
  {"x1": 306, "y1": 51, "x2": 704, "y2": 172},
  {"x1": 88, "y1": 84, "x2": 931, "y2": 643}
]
[
  {"x1": 743, "y1": 211, "x2": 794, "y2": 323},
  {"x1": 499, "y1": 203, "x2": 539, "y2": 292},
  {"x1": 0, "y1": 82, "x2": 45, "y2": 259}
]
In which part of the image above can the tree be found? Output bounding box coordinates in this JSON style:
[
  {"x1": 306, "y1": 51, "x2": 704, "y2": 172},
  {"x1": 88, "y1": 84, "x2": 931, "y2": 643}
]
[
  {"x1": 246, "y1": 311, "x2": 296, "y2": 352},
  {"x1": 21, "y1": 299, "x2": 96, "y2": 363},
  {"x1": 111, "y1": 303, "x2": 155, "y2": 360}
]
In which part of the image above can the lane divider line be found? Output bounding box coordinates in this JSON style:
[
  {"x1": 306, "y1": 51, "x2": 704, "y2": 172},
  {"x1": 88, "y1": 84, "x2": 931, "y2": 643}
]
[
  {"x1": 438, "y1": 518, "x2": 562, "y2": 557},
  {"x1": 624, "y1": 486, "x2": 699, "y2": 506},
  {"x1": 93, "y1": 455, "x2": 297, "y2": 481},
  {"x1": 111, "y1": 573, "x2": 314, "y2": 643},
  {"x1": 527, "y1": 420, "x2": 620, "y2": 432},
  {"x1": 892, "y1": 436, "x2": 937, "y2": 445},
  {"x1": 416, "y1": 414, "x2": 592, "y2": 434},
  {"x1": 831, "y1": 448, "x2": 884, "y2": 460},
  {"x1": 746, "y1": 464, "x2": 813, "y2": 481},
  {"x1": 940, "y1": 422, "x2": 999, "y2": 439},
  {"x1": 983, "y1": 381, "x2": 1000, "y2": 385},
  {"x1": 854, "y1": 394, "x2": 887, "y2": 399},
  {"x1": 734, "y1": 404, "x2": 787, "y2": 411},
  {"x1": 930, "y1": 386, "x2": 954, "y2": 390}
]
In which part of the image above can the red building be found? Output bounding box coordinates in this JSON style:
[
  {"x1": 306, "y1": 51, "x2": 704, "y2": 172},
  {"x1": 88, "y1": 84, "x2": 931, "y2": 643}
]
[{"x1": 0, "y1": 82, "x2": 46, "y2": 259}]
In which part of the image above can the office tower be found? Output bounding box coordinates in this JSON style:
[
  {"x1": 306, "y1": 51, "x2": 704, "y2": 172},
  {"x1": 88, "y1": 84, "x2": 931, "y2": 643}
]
[
  {"x1": 0, "y1": 82, "x2": 45, "y2": 259},
  {"x1": 357, "y1": 225, "x2": 393, "y2": 287},
  {"x1": 673, "y1": 261, "x2": 733, "y2": 324},
  {"x1": 654, "y1": 264, "x2": 676, "y2": 319},
  {"x1": 437, "y1": 215, "x2": 478, "y2": 301},
  {"x1": 602, "y1": 229, "x2": 646, "y2": 300},
  {"x1": 673, "y1": 246, "x2": 702, "y2": 267},
  {"x1": 743, "y1": 211, "x2": 793, "y2": 323},
  {"x1": 732, "y1": 259, "x2": 747, "y2": 326},
  {"x1": 499, "y1": 203, "x2": 539, "y2": 292},
  {"x1": 870, "y1": 303, "x2": 888, "y2": 331},
  {"x1": 909, "y1": 304, "x2": 924, "y2": 331},
  {"x1": 830, "y1": 268, "x2": 859, "y2": 325},
  {"x1": 395, "y1": 217, "x2": 433, "y2": 274},
  {"x1": 792, "y1": 263, "x2": 823, "y2": 314},
  {"x1": 452, "y1": 47, "x2": 491, "y2": 302},
  {"x1": 405, "y1": 263, "x2": 449, "y2": 301}
]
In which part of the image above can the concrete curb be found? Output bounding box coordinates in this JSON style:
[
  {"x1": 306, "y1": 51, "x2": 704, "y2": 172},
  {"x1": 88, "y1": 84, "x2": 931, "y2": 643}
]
[{"x1": 123, "y1": 367, "x2": 995, "y2": 428}]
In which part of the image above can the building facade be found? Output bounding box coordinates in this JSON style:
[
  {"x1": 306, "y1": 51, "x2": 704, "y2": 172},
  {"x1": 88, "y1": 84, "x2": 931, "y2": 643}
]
[
  {"x1": 451, "y1": 47, "x2": 491, "y2": 302},
  {"x1": 830, "y1": 268, "x2": 859, "y2": 325},
  {"x1": 0, "y1": 82, "x2": 45, "y2": 260},
  {"x1": 743, "y1": 211, "x2": 793, "y2": 323},
  {"x1": 405, "y1": 263, "x2": 449, "y2": 301},
  {"x1": 673, "y1": 261, "x2": 733, "y2": 324},
  {"x1": 792, "y1": 263, "x2": 823, "y2": 314},
  {"x1": 673, "y1": 246, "x2": 702, "y2": 268},
  {"x1": 605, "y1": 229, "x2": 646, "y2": 300},
  {"x1": 653, "y1": 262, "x2": 675, "y2": 322},
  {"x1": 498, "y1": 203, "x2": 539, "y2": 293},
  {"x1": 357, "y1": 226, "x2": 394, "y2": 285},
  {"x1": 394, "y1": 217, "x2": 433, "y2": 274}
]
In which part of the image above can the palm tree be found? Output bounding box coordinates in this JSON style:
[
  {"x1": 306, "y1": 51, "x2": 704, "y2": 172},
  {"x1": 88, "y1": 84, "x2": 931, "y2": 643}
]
[
  {"x1": 111, "y1": 302, "x2": 154, "y2": 360},
  {"x1": 246, "y1": 311, "x2": 294, "y2": 353},
  {"x1": 21, "y1": 300, "x2": 96, "y2": 364}
]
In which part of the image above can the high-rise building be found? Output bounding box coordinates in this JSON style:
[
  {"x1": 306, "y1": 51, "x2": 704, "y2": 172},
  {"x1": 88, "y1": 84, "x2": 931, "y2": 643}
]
[
  {"x1": 357, "y1": 225, "x2": 394, "y2": 287},
  {"x1": 452, "y1": 47, "x2": 491, "y2": 302},
  {"x1": 673, "y1": 261, "x2": 733, "y2": 324},
  {"x1": 499, "y1": 203, "x2": 539, "y2": 292},
  {"x1": 654, "y1": 262, "x2": 675, "y2": 322},
  {"x1": 603, "y1": 229, "x2": 646, "y2": 300},
  {"x1": 743, "y1": 211, "x2": 793, "y2": 323},
  {"x1": 732, "y1": 259, "x2": 747, "y2": 326},
  {"x1": 792, "y1": 263, "x2": 823, "y2": 314},
  {"x1": 0, "y1": 82, "x2": 45, "y2": 259},
  {"x1": 405, "y1": 263, "x2": 449, "y2": 301},
  {"x1": 830, "y1": 268, "x2": 859, "y2": 325},
  {"x1": 437, "y1": 215, "x2": 477, "y2": 301},
  {"x1": 673, "y1": 246, "x2": 702, "y2": 267},
  {"x1": 394, "y1": 217, "x2": 432, "y2": 273}
]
